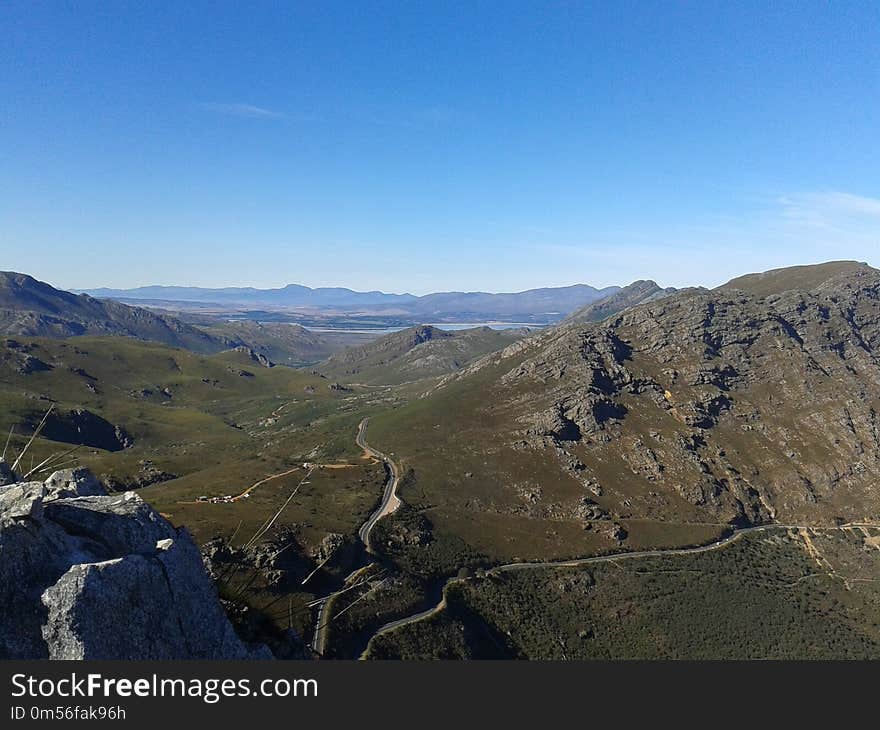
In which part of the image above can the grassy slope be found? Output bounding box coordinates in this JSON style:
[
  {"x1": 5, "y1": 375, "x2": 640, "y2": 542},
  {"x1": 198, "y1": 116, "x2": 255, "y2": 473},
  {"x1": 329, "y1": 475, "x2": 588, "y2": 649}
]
[
  {"x1": 194, "y1": 320, "x2": 344, "y2": 366},
  {"x1": 0, "y1": 336, "x2": 389, "y2": 548},
  {"x1": 365, "y1": 350, "x2": 726, "y2": 570},
  {"x1": 718, "y1": 260, "x2": 870, "y2": 296}
]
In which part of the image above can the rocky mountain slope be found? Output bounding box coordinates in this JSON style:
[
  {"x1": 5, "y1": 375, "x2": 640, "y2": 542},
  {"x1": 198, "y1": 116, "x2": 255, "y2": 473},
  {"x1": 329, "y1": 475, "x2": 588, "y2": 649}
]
[
  {"x1": 367, "y1": 261, "x2": 880, "y2": 564},
  {"x1": 0, "y1": 465, "x2": 269, "y2": 659},
  {"x1": 0, "y1": 271, "x2": 228, "y2": 353},
  {"x1": 317, "y1": 325, "x2": 531, "y2": 385}
]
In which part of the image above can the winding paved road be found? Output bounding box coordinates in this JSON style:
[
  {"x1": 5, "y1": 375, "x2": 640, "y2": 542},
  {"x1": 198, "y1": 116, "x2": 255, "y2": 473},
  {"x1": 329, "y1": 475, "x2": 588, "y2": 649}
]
[
  {"x1": 311, "y1": 598, "x2": 330, "y2": 655},
  {"x1": 356, "y1": 418, "x2": 402, "y2": 552},
  {"x1": 312, "y1": 419, "x2": 880, "y2": 658},
  {"x1": 362, "y1": 521, "x2": 880, "y2": 652},
  {"x1": 311, "y1": 419, "x2": 403, "y2": 655}
]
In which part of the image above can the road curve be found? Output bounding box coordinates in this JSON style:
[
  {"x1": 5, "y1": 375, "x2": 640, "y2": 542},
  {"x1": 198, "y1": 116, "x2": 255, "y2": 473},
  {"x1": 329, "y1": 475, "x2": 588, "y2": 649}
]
[
  {"x1": 356, "y1": 418, "x2": 402, "y2": 552},
  {"x1": 366, "y1": 595, "x2": 448, "y2": 641},
  {"x1": 312, "y1": 419, "x2": 403, "y2": 656},
  {"x1": 362, "y1": 521, "x2": 880, "y2": 654}
]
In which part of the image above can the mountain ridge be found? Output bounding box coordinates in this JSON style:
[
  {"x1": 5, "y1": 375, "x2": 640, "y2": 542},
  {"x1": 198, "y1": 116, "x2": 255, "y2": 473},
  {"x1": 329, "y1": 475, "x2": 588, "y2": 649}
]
[
  {"x1": 0, "y1": 271, "x2": 225, "y2": 353},
  {"x1": 563, "y1": 280, "x2": 678, "y2": 324}
]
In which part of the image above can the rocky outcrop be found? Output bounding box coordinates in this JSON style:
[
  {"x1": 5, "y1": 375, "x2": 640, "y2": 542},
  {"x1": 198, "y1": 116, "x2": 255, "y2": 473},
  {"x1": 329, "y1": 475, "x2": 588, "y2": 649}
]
[
  {"x1": 101, "y1": 461, "x2": 177, "y2": 491},
  {"x1": 0, "y1": 467, "x2": 269, "y2": 660},
  {"x1": 43, "y1": 468, "x2": 105, "y2": 499},
  {"x1": 426, "y1": 262, "x2": 880, "y2": 529},
  {"x1": 42, "y1": 537, "x2": 261, "y2": 660},
  {"x1": 231, "y1": 346, "x2": 275, "y2": 368},
  {"x1": 563, "y1": 280, "x2": 677, "y2": 325}
]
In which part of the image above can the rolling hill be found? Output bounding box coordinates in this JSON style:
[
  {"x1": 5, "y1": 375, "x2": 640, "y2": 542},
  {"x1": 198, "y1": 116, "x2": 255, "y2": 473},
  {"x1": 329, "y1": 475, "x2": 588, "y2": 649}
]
[
  {"x1": 195, "y1": 320, "x2": 343, "y2": 366},
  {"x1": 0, "y1": 333, "x2": 388, "y2": 546},
  {"x1": 718, "y1": 260, "x2": 872, "y2": 296}
]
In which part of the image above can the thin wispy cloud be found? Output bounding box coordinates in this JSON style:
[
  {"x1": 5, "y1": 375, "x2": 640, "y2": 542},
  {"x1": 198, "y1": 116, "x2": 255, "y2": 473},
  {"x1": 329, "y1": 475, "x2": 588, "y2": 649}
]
[
  {"x1": 772, "y1": 191, "x2": 880, "y2": 249},
  {"x1": 518, "y1": 189, "x2": 880, "y2": 290},
  {"x1": 200, "y1": 102, "x2": 285, "y2": 119},
  {"x1": 779, "y1": 191, "x2": 880, "y2": 228}
]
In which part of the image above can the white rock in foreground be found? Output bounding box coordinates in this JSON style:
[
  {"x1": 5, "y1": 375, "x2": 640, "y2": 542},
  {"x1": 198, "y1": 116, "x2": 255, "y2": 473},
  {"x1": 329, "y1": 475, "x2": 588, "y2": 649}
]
[{"x1": 0, "y1": 467, "x2": 270, "y2": 660}]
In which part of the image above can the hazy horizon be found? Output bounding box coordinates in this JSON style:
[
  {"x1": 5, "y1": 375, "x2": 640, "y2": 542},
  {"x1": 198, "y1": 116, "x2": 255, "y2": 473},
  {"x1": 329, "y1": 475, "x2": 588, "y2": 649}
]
[{"x1": 37, "y1": 254, "x2": 863, "y2": 298}]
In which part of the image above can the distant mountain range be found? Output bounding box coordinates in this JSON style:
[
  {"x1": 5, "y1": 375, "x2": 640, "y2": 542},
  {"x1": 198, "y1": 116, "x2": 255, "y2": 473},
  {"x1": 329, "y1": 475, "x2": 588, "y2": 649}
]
[
  {"x1": 77, "y1": 282, "x2": 621, "y2": 321},
  {"x1": 80, "y1": 283, "x2": 417, "y2": 310},
  {"x1": 0, "y1": 272, "x2": 633, "y2": 366}
]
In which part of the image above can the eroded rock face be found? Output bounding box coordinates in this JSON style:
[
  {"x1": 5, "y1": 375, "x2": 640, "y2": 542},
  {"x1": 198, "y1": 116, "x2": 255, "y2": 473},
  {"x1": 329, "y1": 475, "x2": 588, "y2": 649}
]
[
  {"x1": 0, "y1": 467, "x2": 269, "y2": 660},
  {"x1": 35, "y1": 408, "x2": 134, "y2": 452},
  {"x1": 0, "y1": 517, "x2": 76, "y2": 658},
  {"x1": 231, "y1": 346, "x2": 275, "y2": 368},
  {"x1": 43, "y1": 493, "x2": 178, "y2": 557},
  {"x1": 434, "y1": 263, "x2": 880, "y2": 528},
  {"x1": 41, "y1": 538, "x2": 262, "y2": 660}
]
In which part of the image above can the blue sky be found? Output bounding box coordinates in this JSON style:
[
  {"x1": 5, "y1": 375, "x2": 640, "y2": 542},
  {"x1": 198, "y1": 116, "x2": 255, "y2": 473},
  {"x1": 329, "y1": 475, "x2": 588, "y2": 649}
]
[{"x1": 1, "y1": 1, "x2": 878, "y2": 294}]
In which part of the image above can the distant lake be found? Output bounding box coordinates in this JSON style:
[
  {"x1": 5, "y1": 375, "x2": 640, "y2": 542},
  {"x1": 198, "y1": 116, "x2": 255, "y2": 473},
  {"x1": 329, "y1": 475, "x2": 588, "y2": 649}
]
[{"x1": 302, "y1": 322, "x2": 548, "y2": 335}]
